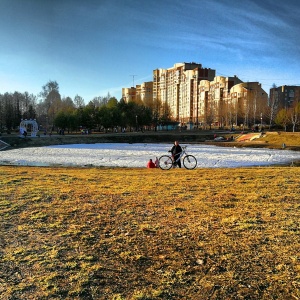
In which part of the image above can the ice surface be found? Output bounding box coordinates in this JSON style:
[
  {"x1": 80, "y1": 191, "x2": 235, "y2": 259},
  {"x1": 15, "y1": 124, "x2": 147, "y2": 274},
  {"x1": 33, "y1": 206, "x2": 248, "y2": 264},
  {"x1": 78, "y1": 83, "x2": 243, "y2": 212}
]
[{"x1": 1, "y1": 143, "x2": 300, "y2": 168}]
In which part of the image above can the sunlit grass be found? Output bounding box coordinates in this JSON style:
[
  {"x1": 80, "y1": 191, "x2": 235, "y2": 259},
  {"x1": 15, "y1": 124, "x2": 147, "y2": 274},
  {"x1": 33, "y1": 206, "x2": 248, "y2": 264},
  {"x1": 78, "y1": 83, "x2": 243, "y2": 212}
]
[
  {"x1": 1, "y1": 165, "x2": 300, "y2": 299},
  {"x1": 254, "y1": 132, "x2": 300, "y2": 149}
]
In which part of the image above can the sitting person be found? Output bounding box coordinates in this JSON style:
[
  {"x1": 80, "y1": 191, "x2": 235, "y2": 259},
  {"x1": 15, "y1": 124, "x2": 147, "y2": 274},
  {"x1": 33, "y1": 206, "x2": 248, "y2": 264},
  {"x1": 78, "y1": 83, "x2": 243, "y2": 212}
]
[
  {"x1": 154, "y1": 157, "x2": 159, "y2": 168},
  {"x1": 147, "y1": 158, "x2": 156, "y2": 168}
]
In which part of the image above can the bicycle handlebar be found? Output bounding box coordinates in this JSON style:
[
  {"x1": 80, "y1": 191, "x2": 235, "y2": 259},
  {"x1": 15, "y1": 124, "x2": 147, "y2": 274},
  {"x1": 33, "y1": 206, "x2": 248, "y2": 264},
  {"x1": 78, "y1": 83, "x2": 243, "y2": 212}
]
[{"x1": 168, "y1": 146, "x2": 187, "y2": 153}]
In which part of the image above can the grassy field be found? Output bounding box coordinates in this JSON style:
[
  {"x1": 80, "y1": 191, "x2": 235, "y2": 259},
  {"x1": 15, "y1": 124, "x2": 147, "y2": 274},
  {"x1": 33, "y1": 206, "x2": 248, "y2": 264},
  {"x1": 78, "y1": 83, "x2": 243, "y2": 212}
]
[{"x1": 1, "y1": 165, "x2": 300, "y2": 299}]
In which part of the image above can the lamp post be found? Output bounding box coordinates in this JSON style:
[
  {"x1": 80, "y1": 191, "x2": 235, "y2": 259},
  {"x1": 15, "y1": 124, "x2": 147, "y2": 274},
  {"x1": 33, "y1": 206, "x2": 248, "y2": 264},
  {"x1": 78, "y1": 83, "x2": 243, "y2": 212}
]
[
  {"x1": 136, "y1": 115, "x2": 138, "y2": 131},
  {"x1": 260, "y1": 113, "x2": 263, "y2": 131}
]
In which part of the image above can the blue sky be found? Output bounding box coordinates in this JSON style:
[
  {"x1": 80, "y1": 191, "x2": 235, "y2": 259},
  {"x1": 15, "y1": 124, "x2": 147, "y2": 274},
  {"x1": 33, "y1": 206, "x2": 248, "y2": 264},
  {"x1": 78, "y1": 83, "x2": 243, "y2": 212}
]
[{"x1": 1, "y1": 0, "x2": 299, "y2": 103}]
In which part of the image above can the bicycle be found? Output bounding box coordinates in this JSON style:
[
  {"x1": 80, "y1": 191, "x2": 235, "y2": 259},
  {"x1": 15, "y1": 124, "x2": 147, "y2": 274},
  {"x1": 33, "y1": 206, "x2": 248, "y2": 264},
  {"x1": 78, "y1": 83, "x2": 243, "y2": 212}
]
[{"x1": 158, "y1": 146, "x2": 197, "y2": 170}]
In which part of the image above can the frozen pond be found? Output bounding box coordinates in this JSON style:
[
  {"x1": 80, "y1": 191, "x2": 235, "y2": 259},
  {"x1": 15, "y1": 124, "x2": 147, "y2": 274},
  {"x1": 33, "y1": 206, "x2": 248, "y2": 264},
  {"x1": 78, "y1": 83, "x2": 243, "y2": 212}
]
[{"x1": 1, "y1": 143, "x2": 300, "y2": 168}]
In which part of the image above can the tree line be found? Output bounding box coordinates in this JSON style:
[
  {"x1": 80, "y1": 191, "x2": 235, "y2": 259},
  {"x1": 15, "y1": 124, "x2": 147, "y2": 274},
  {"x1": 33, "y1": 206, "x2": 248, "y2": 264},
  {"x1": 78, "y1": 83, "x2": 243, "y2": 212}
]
[
  {"x1": 0, "y1": 81, "x2": 171, "y2": 134},
  {"x1": 1, "y1": 80, "x2": 300, "y2": 134}
]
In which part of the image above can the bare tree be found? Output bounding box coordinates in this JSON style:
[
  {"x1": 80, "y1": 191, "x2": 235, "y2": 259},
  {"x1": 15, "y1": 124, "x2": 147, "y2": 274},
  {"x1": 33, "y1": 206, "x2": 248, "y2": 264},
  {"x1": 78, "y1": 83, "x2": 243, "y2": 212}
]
[
  {"x1": 73, "y1": 95, "x2": 85, "y2": 108},
  {"x1": 38, "y1": 81, "x2": 61, "y2": 126},
  {"x1": 267, "y1": 84, "x2": 279, "y2": 128},
  {"x1": 289, "y1": 102, "x2": 300, "y2": 132}
]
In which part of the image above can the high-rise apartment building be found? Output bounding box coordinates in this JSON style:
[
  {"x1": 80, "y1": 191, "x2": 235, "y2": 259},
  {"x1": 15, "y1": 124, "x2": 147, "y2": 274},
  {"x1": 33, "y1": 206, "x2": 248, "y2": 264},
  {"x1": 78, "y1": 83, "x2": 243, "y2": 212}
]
[
  {"x1": 269, "y1": 85, "x2": 300, "y2": 109},
  {"x1": 199, "y1": 75, "x2": 244, "y2": 127},
  {"x1": 153, "y1": 62, "x2": 215, "y2": 123}
]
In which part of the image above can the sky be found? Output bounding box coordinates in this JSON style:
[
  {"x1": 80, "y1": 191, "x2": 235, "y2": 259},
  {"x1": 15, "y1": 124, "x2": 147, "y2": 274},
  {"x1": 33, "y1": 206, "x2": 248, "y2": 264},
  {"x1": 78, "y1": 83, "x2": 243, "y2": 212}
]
[
  {"x1": 1, "y1": 143, "x2": 300, "y2": 168},
  {"x1": 1, "y1": 0, "x2": 300, "y2": 103}
]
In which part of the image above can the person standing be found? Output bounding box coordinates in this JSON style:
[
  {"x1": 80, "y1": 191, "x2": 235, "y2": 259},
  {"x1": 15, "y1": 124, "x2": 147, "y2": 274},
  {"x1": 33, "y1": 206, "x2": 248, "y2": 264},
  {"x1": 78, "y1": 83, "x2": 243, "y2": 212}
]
[{"x1": 170, "y1": 141, "x2": 182, "y2": 168}]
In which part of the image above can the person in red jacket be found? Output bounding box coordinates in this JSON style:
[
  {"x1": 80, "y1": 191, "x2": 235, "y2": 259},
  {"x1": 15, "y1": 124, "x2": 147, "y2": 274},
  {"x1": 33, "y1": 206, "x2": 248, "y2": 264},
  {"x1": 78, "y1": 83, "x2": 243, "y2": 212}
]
[{"x1": 147, "y1": 158, "x2": 156, "y2": 168}]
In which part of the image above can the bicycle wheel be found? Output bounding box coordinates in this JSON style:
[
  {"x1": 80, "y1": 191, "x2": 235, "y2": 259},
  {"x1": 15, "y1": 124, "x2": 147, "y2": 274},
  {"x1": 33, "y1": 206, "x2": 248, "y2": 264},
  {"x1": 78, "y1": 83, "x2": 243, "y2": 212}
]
[
  {"x1": 183, "y1": 155, "x2": 197, "y2": 170},
  {"x1": 159, "y1": 155, "x2": 173, "y2": 170}
]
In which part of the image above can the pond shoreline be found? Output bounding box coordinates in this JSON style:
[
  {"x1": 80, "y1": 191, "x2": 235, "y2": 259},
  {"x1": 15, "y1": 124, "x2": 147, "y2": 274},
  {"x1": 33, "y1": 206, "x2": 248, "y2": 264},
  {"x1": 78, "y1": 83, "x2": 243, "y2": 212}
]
[
  {"x1": 1, "y1": 131, "x2": 220, "y2": 149},
  {"x1": 1, "y1": 131, "x2": 300, "y2": 152}
]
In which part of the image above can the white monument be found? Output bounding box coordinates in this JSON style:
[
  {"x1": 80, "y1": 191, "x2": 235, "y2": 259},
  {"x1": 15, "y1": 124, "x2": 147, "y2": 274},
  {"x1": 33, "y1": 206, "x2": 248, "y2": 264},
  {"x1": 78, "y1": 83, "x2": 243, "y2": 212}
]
[{"x1": 19, "y1": 119, "x2": 39, "y2": 137}]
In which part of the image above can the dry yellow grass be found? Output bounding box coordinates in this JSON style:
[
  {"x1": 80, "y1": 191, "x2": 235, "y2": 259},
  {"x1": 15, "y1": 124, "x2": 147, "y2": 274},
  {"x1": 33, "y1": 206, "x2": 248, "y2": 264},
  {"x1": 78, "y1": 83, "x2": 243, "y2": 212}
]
[
  {"x1": 1, "y1": 165, "x2": 300, "y2": 299},
  {"x1": 241, "y1": 132, "x2": 300, "y2": 150}
]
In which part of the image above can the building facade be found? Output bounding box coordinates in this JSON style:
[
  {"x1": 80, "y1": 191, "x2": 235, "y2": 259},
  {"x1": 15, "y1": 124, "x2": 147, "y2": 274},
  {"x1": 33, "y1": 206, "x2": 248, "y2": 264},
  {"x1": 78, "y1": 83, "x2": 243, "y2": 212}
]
[
  {"x1": 199, "y1": 75, "x2": 244, "y2": 128},
  {"x1": 122, "y1": 62, "x2": 268, "y2": 129},
  {"x1": 269, "y1": 85, "x2": 300, "y2": 109},
  {"x1": 152, "y1": 63, "x2": 216, "y2": 123},
  {"x1": 136, "y1": 82, "x2": 153, "y2": 107},
  {"x1": 122, "y1": 87, "x2": 136, "y2": 103},
  {"x1": 229, "y1": 82, "x2": 268, "y2": 128}
]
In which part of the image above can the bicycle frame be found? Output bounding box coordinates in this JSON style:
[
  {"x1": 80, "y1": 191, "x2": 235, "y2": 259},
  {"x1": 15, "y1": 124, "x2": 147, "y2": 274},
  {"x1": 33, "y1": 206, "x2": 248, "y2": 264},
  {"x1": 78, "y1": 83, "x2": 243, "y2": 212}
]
[{"x1": 173, "y1": 146, "x2": 188, "y2": 163}]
